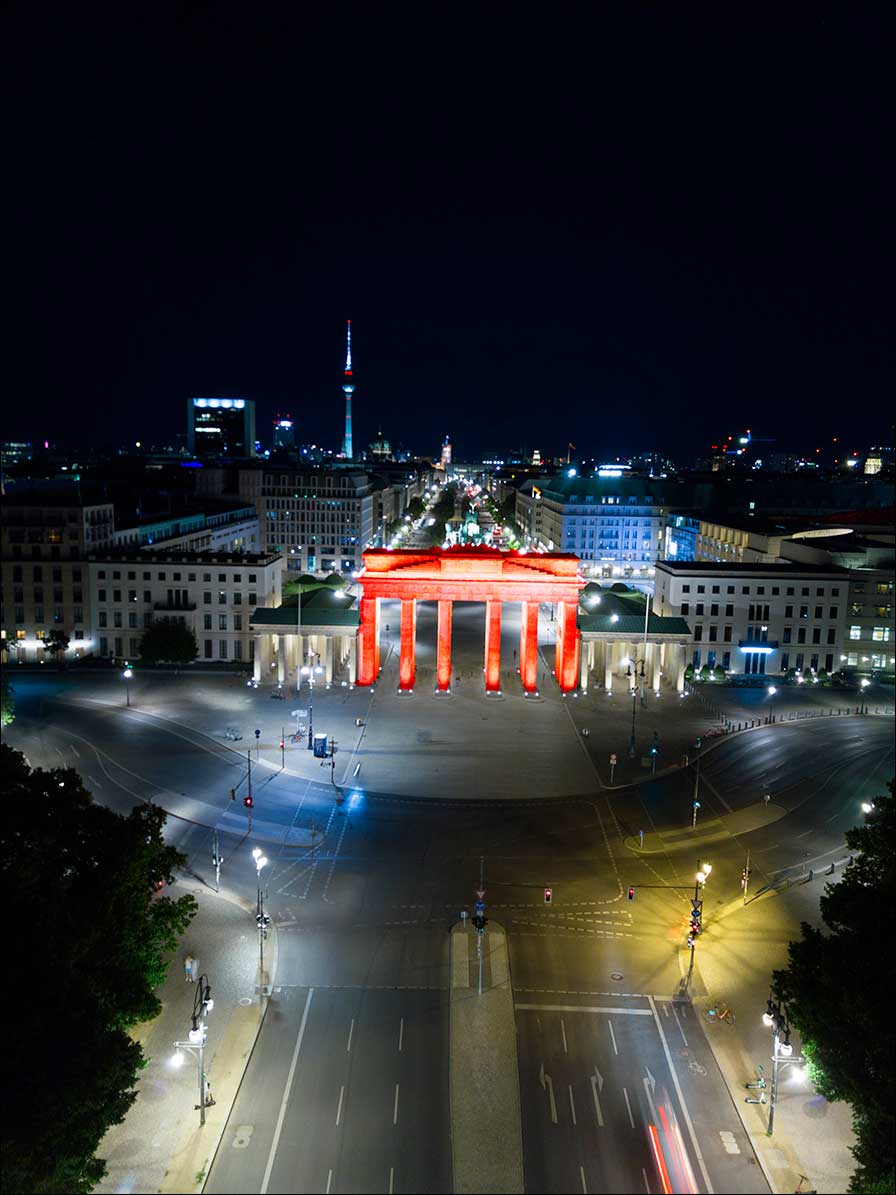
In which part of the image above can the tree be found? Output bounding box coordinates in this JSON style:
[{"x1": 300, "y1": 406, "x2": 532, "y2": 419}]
[
  {"x1": 817, "y1": 667, "x2": 830, "y2": 685},
  {"x1": 683, "y1": 663, "x2": 695, "y2": 683},
  {"x1": 772, "y1": 781, "x2": 895, "y2": 1194},
  {"x1": 44, "y1": 627, "x2": 70, "y2": 661},
  {"x1": 713, "y1": 664, "x2": 726, "y2": 683},
  {"x1": 406, "y1": 496, "x2": 425, "y2": 519},
  {"x1": 0, "y1": 673, "x2": 14, "y2": 725},
  {"x1": 139, "y1": 621, "x2": 198, "y2": 665},
  {"x1": 699, "y1": 663, "x2": 711, "y2": 682},
  {"x1": 0, "y1": 744, "x2": 197, "y2": 1194}
]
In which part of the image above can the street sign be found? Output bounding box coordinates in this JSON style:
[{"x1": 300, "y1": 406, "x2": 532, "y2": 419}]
[
  {"x1": 255, "y1": 728, "x2": 261, "y2": 739},
  {"x1": 292, "y1": 709, "x2": 309, "y2": 718},
  {"x1": 609, "y1": 753, "x2": 617, "y2": 765},
  {"x1": 476, "y1": 889, "x2": 485, "y2": 899}
]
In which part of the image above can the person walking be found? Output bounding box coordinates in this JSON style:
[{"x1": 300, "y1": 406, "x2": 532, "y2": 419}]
[
  {"x1": 190, "y1": 956, "x2": 200, "y2": 984},
  {"x1": 184, "y1": 955, "x2": 194, "y2": 982}
]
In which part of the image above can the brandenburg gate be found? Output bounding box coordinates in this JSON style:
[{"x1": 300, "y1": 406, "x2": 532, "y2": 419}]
[{"x1": 356, "y1": 547, "x2": 583, "y2": 693}]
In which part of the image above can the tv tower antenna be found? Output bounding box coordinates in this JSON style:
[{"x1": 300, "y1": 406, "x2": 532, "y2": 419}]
[{"x1": 342, "y1": 319, "x2": 354, "y2": 459}]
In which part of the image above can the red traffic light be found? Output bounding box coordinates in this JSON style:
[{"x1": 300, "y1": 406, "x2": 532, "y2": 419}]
[
  {"x1": 279, "y1": 740, "x2": 285, "y2": 750},
  {"x1": 243, "y1": 795, "x2": 254, "y2": 808},
  {"x1": 628, "y1": 886, "x2": 635, "y2": 900},
  {"x1": 544, "y1": 888, "x2": 552, "y2": 905}
]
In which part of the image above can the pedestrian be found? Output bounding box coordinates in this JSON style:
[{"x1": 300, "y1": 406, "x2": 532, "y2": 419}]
[
  {"x1": 190, "y1": 956, "x2": 200, "y2": 983},
  {"x1": 184, "y1": 954, "x2": 194, "y2": 982},
  {"x1": 455, "y1": 675, "x2": 460, "y2": 687}
]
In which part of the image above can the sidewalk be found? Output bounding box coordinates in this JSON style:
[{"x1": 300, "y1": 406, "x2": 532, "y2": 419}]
[
  {"x1": 449, "y1": 923, "x2": 524, "y2": 1193},
  {"x1": 692, "y1": 885, "x2": 856, "y2": 1195},
  {"x1": 92, "y1": 879, "x2": 277, "y2": 1195}
]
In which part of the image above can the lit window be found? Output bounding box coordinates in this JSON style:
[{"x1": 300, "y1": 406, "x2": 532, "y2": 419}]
[{"x1": 849, "y1": 625, "x2": 861, "y2": 640}]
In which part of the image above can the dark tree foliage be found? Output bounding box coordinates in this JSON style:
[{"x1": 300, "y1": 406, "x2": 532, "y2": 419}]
[
  {"x1": 0, "y1": 672, "x2": 13, "y2": 725},
  {"x1": 139, "y1": 621, "x2": 199, "y2": 665},
  {"x1": 44, "y1": 628, "x2": 71, "y2": 659},
  {"x1": 773, "y1": 780, "x2": 895, "y2": 1195},
  {"x1": 0, "y1": 745, "x2": 197, "y2": 1194}
]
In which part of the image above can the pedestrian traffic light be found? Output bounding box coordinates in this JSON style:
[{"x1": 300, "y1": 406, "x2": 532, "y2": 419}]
[
  {"x1": 472, "y1": 914, "x2": 487, "y2": 931},
  {"x1": 687, "y1": 934, "x2": 695, "y2": 948},
  {"x1": 650, "y1": 745, "x2": 658, "y2": 755},
  {"x1": 628, "y1": 886, "x2": 635, "y2": 901},
  {"x1": 243, "y1": 795, "x2": 253, "y2": 809},
  {"x1": 741, "y1": 867, "x2": 750, "y2": 888},
  {"x1": 279, "y1": 739, "x2": 284, "y2": 750},
  {"x1": 695, "y1": 736, "x2": 702, "y2": 749},
  {"x1": 544, "y1": 888, "x2": 553, "y2": 905}
]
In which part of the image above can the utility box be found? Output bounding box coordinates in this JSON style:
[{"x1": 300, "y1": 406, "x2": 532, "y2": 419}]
[{"x1": 313, "y1": 733, "x2": 328, "y2": 758}]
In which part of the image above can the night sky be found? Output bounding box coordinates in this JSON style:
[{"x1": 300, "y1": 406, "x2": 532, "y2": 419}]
[{"x1": 7, "y1": 7, "x2": 893, "y2": 462}]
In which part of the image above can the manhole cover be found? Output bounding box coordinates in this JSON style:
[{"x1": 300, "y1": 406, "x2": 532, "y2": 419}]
[
  {"x1": 239, "y1": 997, "x2": 253, "y2": 1006},
  {"x1": 610, "y1": 972, "x2": 623, "y2": 981}
]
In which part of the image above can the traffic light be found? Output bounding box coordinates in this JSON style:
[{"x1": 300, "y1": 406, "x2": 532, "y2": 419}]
[
  {"x1": 279, "y1": 739, "x2": 285, "y2": 751},
  {"x1": 628, "y1": 886, "x2": 635, "y2": 901},
  {"x1": 230, "y1": 788, "x2": 236, "y2": 801},
  {"x1": 687, "y1": 934, "x2": 695, "y2": 948},
  {"x1": 695, "y1": 736, "x2": 702, "y2": 749},
  {"x1": 243, "y1": 795, "x2": 253, "y2": 809},
  {"x1": 741, "y1": 867, "x2": 750, "y2": 889},
  {"x1": 650, "y1": 745, "x2": 658, "y2": 755},
  {"x1": 472, "y1": 914, "x2": 487, "y2": 932},
  {"x1": 544, "y1": 888, "x2": 553, "y2": 905}
]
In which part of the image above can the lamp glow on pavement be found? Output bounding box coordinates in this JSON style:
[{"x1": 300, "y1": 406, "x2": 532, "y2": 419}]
[{"x1": 170, "y1": 1050, "x2": 186, "y2": 1068}]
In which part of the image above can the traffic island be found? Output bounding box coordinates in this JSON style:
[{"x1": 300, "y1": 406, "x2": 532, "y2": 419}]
[{"x1": 449, "y1": 922, "x2": 524, "y2": 1194}]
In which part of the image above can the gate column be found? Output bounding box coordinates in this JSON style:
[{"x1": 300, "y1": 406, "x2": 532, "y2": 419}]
[
  {"x1": 520, "y1": 600, "x2": 539, "y2": 692},
  {"x1": 437, "y1": 599, "x2": 453, "y2": 691},
  {"x1": 357, "y1": 596, "x2": 379, "y2": 686},
  {"x1": 399, "y1": 598, "x2": 417, "y2": 690},
  {"x1": 484, "y1": 599, "x2": 502, "y2": 691},
  {"x1": 556, "y1": 601, "x2": 580, "y2": 692}
]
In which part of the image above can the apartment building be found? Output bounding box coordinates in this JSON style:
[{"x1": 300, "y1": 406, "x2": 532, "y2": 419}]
[
  {"x1": 86, "y1": 551, "x2": 282, "y2": 663},
  {"x1": 654, "y1": 560, "x2": 850, "y2": 676}
]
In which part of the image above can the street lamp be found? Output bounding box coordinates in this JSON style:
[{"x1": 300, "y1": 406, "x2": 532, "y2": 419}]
[
  {"x1": 688, "y1": 860, "x2": 710, "y2": 963},
  {"x1": 303, "y1": 657, "x2": 324, "y2": 749},
  {"x1": 252, "y1": 848, "x2": 269, "y2": 980},
  {"x1": 859, "y1": 677, "x2": 871, "y2": 714},
  {"x1": 122, "y1": 665, "x2": 133, "y2": 707},
  {"x1": 766, "y1": 684, "x2": 777, "y2": 723},
  {"x1": 761, "y1": 993, "x2": 800, "y2": 1136},
  {"x1": 171, "y1": 974, "x2": 215, "y2": 1125}
]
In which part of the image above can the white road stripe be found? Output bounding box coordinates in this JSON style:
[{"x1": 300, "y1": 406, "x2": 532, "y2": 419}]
[
  {"x1": 608, "y1": 1021, "x2": 618, "y2": 1055},
  {"x1": 641, "y1": 1166, "x2": 650, "y2": 1192},
  {"x1": 326, "y1": 1170, "x2": 332, "y2": 1194},
  {"x1": 671, "y1": 1003, "x2": 689, "y2": 1047},
  {"x1": 336, "y1": 1084, "x2": 345, "y2": 1126},
  {"x1": 261, "y1": 988, "x2": 314, "y2": 1195},
  {"x1": 568, "y1": 1084, "x2": 577, "y2": 1125},
  {"x1": 398, "y1": 1017, "x2": 404, "y2": 1052},
  {"x1": 389, "y1": 1165, "x2": 394, "y2": 1193},
  {"x1": 561, "y1": 1019, "x2": 568, "y2": 1053},
  {"x1": 648, "y1": 995, "x2": 713, "y2": 1194},
  {"x1": 347, "y1": 1018, "x2": 354, "y2": 1052},
  {"x1": 393, "y1": 1083, "x2": 400, "y2": 1125},
  {"x1": 515, "y1": 1004, "x2": 652, "y2": 1015},
  {"x1": 580, "y1": 1163, "x2": 587, "y2": 1193},
  {"x1": 623, "y1": 1086, "x2": 635, "y2": 1128}
]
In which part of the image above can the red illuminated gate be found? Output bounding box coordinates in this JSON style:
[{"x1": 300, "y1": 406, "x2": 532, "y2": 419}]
[{"x1": 356, "y1": 547, "x2": 582, "y2": 693}]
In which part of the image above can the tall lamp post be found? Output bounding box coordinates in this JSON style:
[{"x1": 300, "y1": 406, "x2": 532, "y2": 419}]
[
  {"x1": 122, "y1": 665, "x2": 133, "y2": 707},
  {"x1": 252, "y1": 847, "x2": 269, "y2": 979},
  {"x1": 687, "y1": 861, "x2": 711, "y2": 977},
  {"x1": 859, "y1": 677, "x2": 870, "y2": 714},
  {"x1": 762, "y1": 993, "x2": 800, "y2": 1136},
  {"x1": 766, "y1": 684, "x2": 777, "y2": 723},
  {"x1": 626, "y1": 656, "x2": 647, "y2": 757},
  {"x1": 172, "y1": 974, "x2": 215, "y2": 1125}
]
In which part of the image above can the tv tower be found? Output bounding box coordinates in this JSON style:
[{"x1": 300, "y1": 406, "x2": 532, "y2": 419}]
[{"x1": 341, "y1": 319, "x2": 354, "y2": 460}]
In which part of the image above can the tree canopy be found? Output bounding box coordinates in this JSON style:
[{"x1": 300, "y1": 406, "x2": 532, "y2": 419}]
[
  {"x1": 773, "y1": 780, "x2": 895, "y2": 1194},
  {"x1": 139, "y1": 621, "x2": 198, "y2": 665},
  {"x1": 0, "y1": 744, "x2": 197, "y2": 1194}
]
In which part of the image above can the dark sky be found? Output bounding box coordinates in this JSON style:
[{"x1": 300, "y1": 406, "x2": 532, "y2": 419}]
[{"x1": 7, "y1": 6, "x2": 894, "y2": 462}]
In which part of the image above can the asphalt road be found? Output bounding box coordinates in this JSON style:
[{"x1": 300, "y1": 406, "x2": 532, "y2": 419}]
[{"x1": 6, "y1": 644, "x2": 893, "y2": 1193}]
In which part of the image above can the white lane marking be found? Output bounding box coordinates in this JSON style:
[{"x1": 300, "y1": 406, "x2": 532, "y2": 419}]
[
  {"x1": 569, "y1": 1084, "x2": 577, "y2": 1125},
  {"x1": 398, "y1": 1018, "x2": 404, "y2": 1052},
  {"x1": 261, "y1": 988, "x2": 315, "y2": 1195},
  {"x1": 590, "y1": 1067, "x2": 604, "y2": 1126},
  {"x1": 389, "y1": 1166, "x2": 394, "y2": 1193},
  {"x1": 515, "y1": 1004, "x2": 652, "y2": 1015},
  {"x1": 336, "y1": 1084, "x2": 345, "y2": 1126},
  {"x1": 326, "y1": 1169, "x2": 333, "y2": 1194},
  {"x1": 623, "y1": 1086, "x2": 635, "y2": 1128},
  {"x1": 648, "y1": 994, "x2": 713, "y2": 1195},
  {"x1": 641, "y1": 1166, "x2": 650, "y2": 1192},
  {"x1": 608, "y1": 1021, "x2": 618, "y2": 1056},
  {"x1": 347, "y1": 1018, "x2": 355, "y2": 1052},
  {"x1": 580, "y1": 1163, "x2": 587, "y2": 1193},
  {"x1": 561, "y1": 1019, "x2": 568, "y2": 1053},
  {"x1": 539, "y1": 1063, "x2": 558, "y2": 1123},
  {"x1": 393, "y1": 1083, "x2": 400, "y2": 1125},
  {"x1": 672, "y1": 1003, "x2": 689, "y2": 1047}
]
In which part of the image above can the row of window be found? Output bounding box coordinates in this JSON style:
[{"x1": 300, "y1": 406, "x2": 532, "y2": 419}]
[
  {"x1": 8, "y1": 565, "x2": 84, "y2": 582},
  {"x1": 10, "y1": 607, "x2": 82, "y2": 624},
  {"x1": 681, "y1": 583, "x2": 841, "y2": 597},
  {"x1": 849, "y1": 625, "x2": 892, "y2": 642},
  {"x1": 96, "y1": 569, "x2": 260, "y2": 583}
]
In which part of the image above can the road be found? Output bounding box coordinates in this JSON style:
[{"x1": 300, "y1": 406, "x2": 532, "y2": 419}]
[{"x1": 6, "y1": 632, "x2": 892, "y2": 1193}]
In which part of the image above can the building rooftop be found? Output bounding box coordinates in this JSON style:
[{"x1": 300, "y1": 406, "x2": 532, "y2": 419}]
[
  {"x1": 84, "y1": 550, "x2": 281, "y2": 566},
  {"x1": 656, "y1": 560, "x2": 849, "y2": 575}
]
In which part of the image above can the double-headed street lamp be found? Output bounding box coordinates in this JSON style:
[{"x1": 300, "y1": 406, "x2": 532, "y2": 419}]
[
  {"x1": 171, "y1": 974, "x2": 215, "y2": 1125},
  {"x1": 122, "y1": 665, "x2": 133, "y2": 707},
  {"x1": 252, "y1": 848, "x2": 269, "y2": 979},
  {"x1": 302, "y1": 656, "x2": 324, "y2": 749},
  {"x1": 761, "y1": 993, "x2": 801, "y2": 1136},
  {"x1": 625, "y1": 656, "x2": 647, "y2": 757}
]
